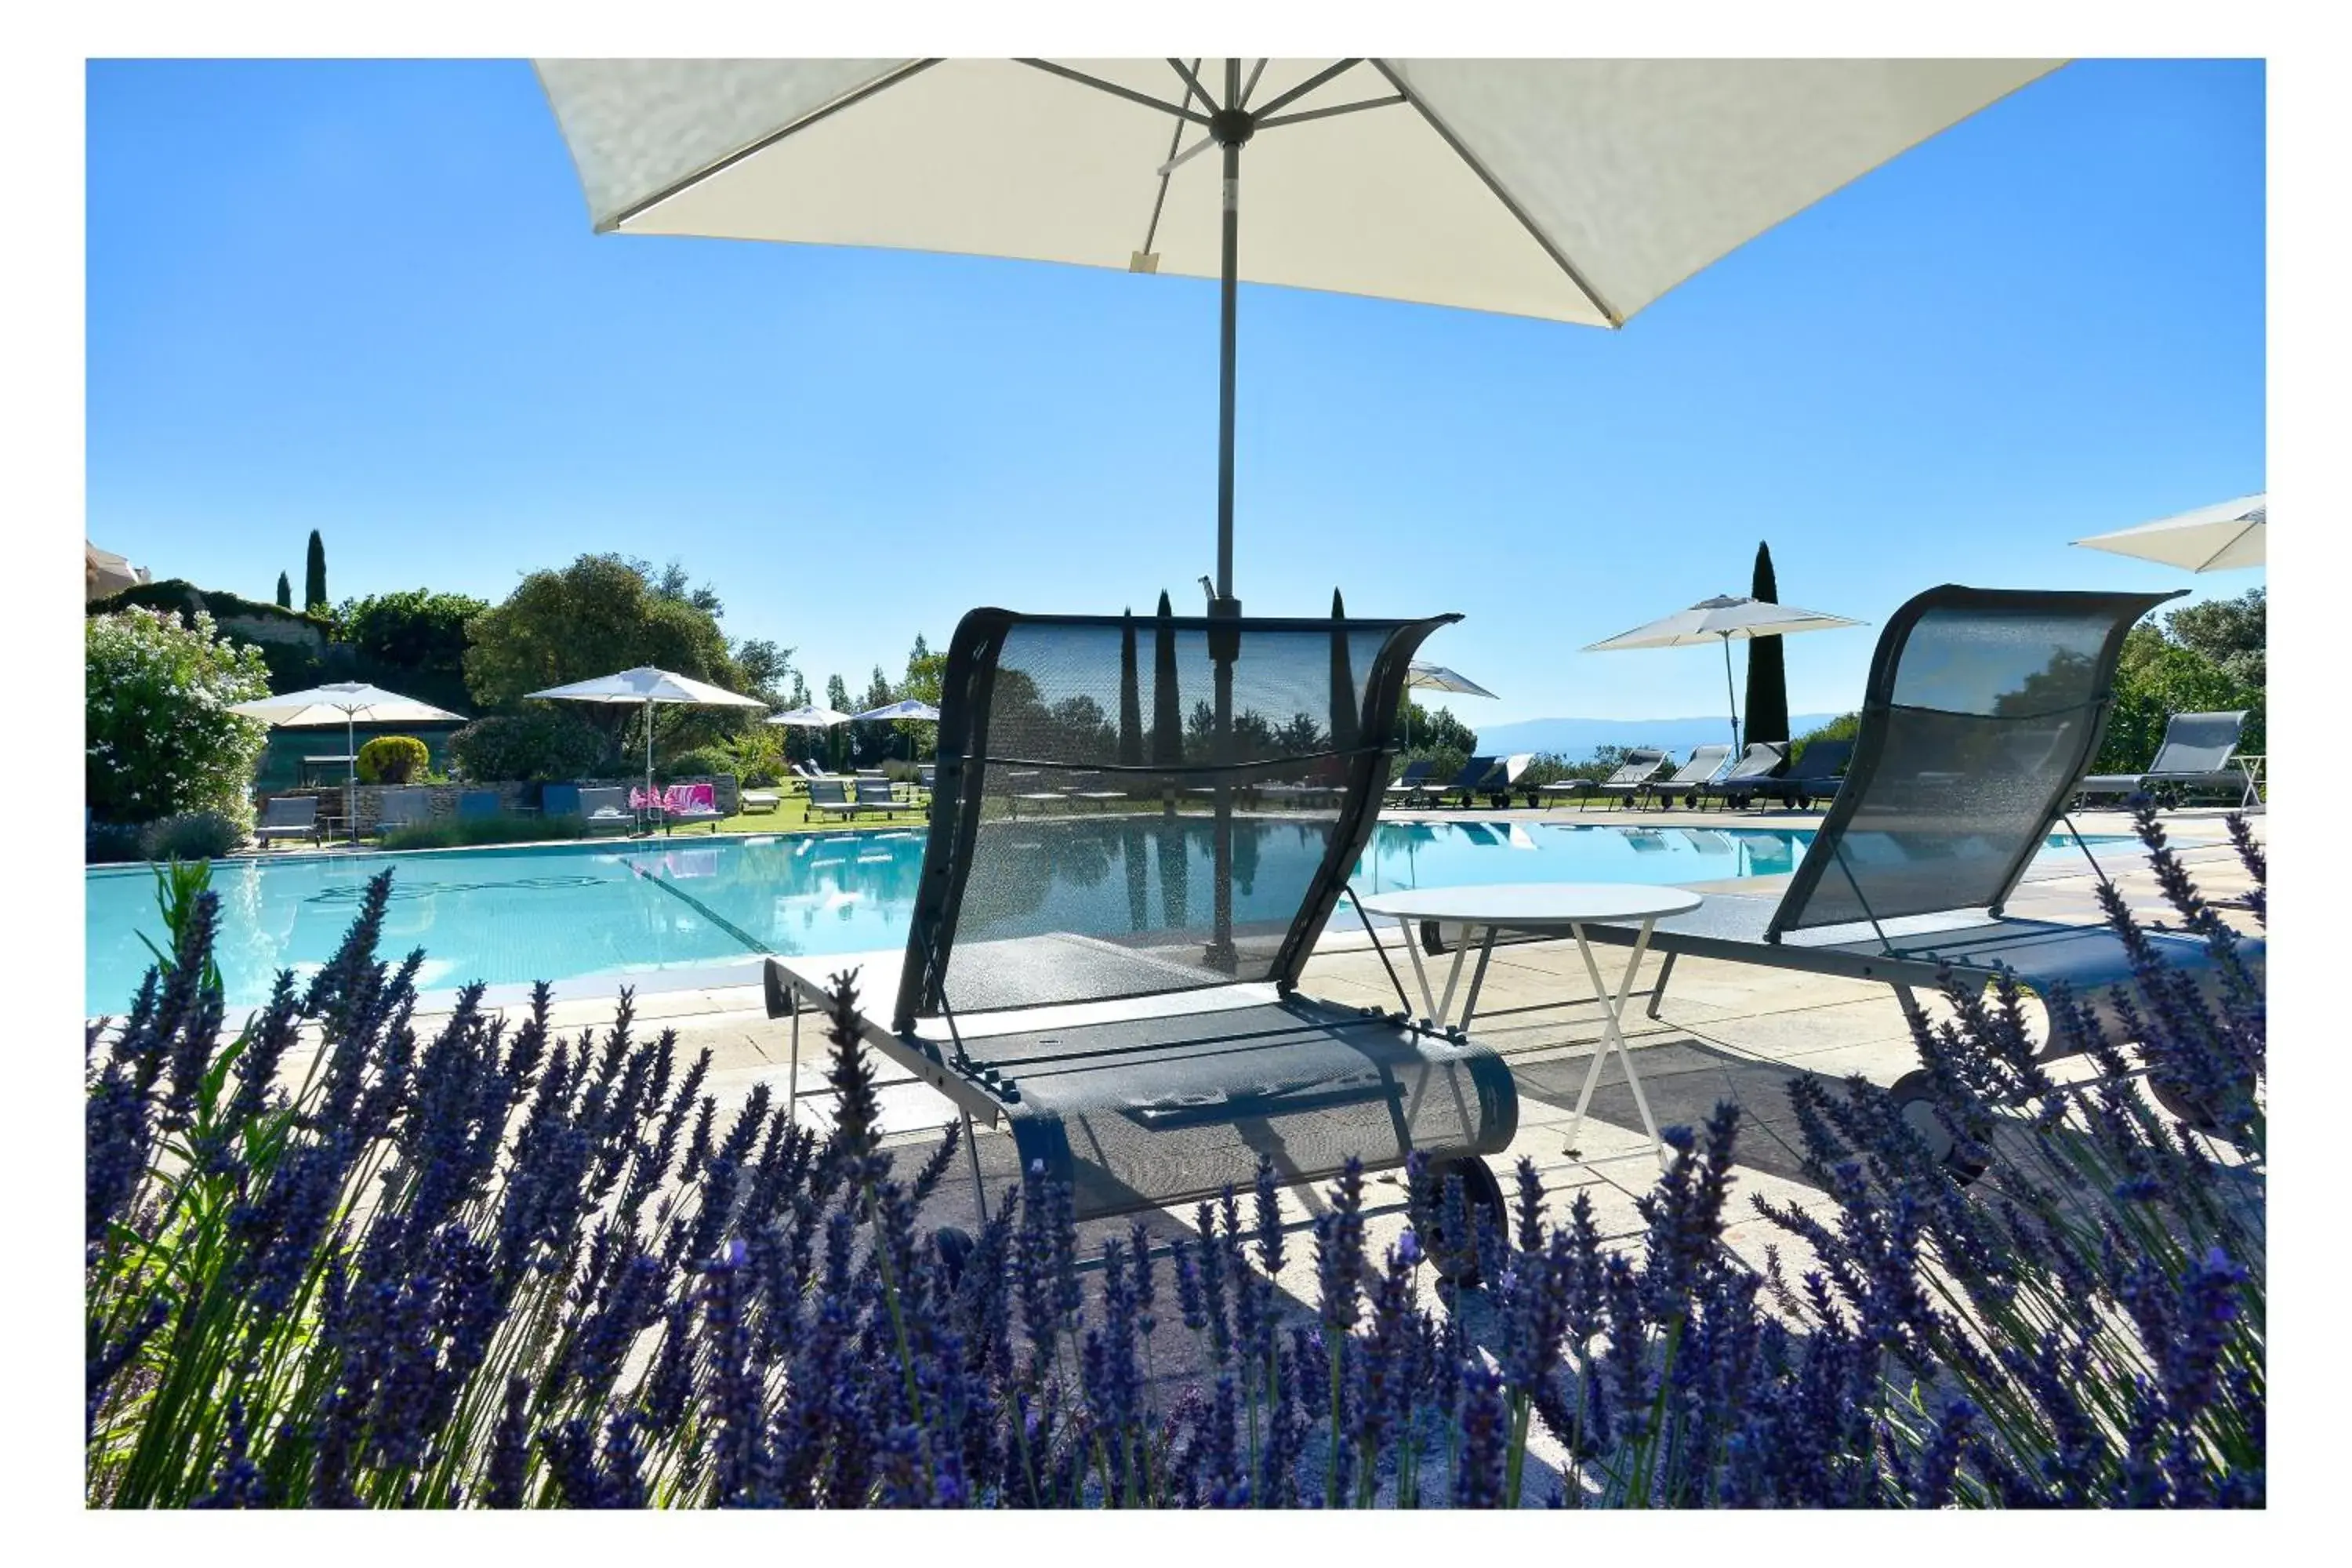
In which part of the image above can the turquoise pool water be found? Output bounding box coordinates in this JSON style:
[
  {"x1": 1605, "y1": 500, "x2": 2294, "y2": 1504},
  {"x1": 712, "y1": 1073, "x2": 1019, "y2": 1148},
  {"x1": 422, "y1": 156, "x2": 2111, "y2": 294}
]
[{"x1": 84, "y1": 820, "x2": 2109, "y2": 1015}]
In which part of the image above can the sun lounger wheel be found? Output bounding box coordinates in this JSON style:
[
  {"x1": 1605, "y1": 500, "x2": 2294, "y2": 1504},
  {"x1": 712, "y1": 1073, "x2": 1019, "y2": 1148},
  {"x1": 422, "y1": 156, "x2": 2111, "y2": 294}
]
[
  {"x1": 1410, "y1": 1156, "x2": 1504, "y2": 1288},
  {"x1": 1886, "y1": 1070, "x2": 1987, "y2": 1185}
]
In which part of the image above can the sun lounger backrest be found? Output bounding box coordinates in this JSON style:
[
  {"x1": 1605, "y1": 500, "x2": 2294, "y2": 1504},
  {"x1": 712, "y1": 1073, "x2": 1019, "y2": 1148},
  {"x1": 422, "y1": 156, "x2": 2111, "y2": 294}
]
[
  {"x1": 261, "y1": 795, "x2": 317, "y2": 827},
  {"x1": 1606, "y1": 748, "x2": 1670, "y2": 786},
  {"x1": 1447, "y1": 755, "x2": 1499, "y2": 790},
  {"x1": 1767, "y1": 584, "x2": 2181, "y2": 940},
  {"x1": 897, "y1": 607, "x2": 1454, "y2": 1029},
  {"x1": 1722, "y1": 742, "x2": 1788, "y2": 781},
  {"x1": 855, "y1": 778, "x2": 897, "y2": 805},
  {"x1": 1665, "y1": 743, "x2": 1733, "y2": 784},
  {"x1": 2146, "y1": 710, "x2": 2247, "y2": 775},
  {"x1": 458, "y1": 790, "x2": 500, "y2": 818},
  {"x1": 808, "y1": 779, "x2": 851, "y2": 805},
  {"x1": 1788, "y1": 738, "x2": 1853, "y2": 782}
]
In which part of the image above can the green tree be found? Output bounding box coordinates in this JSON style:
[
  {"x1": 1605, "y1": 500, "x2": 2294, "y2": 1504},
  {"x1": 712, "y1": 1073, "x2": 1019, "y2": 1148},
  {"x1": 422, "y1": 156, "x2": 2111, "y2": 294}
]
[
  {"x1": 733, "y1": 637, "x2": 797, "y2": 709},
  {"x1": 87, "y1": 607, "x2": 271, "y2": 826},
  {"x1": 2164, "y1": 587, "x2": 2264, "y2": 690},
  {"x1": 897, "y1": 633, "x2": 946, "y2": 758},
  {"x1": 336, "y1": 588, "x2": 489, "y2": 713},
  {"x1": 303, "y1": 530, "x2": 328, "y2": 612},
  {"x1": 2094, "y1": 622, "x2": 2263, "y2": 773},
  {"x1": 275, "y1": 572, "x2": 292, "y2": 610},
  {"x1": 1391, "y1": 699, "x2": 1476, "y2": 754},
  {"x1": 464, "y1": 555, "x2": 750, "y2": 760},
  {"x1": 1743, "y1": 540, "x2": 1790, "y2": 747},
  {"x1": 825, "y1": 674, "x2": 851, "y2": 768}
]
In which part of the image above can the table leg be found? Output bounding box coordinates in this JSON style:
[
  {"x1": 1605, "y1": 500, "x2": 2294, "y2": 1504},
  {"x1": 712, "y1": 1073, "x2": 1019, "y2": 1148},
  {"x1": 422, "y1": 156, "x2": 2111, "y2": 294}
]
[
  {"x1": 1432, "y1": 928, "x2": 1475, "y2": 1025},
  {"x1": 1454, "y1": 926, "x2": 1501, "y2": 1030},
  {"x1": 1559, "y1": 919, "x2": 1667, "y2": 1166},
  {"x1": 1396, "y1": 915, "x2": 1439, "y2": 1021}
]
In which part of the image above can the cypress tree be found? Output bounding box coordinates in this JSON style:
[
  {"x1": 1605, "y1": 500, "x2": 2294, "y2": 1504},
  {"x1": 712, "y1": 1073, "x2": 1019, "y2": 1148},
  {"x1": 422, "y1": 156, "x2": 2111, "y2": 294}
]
[
  {"x1": 1744, "y1": 541, "x2": 1790, "y2": 746},
  {"x1": 275, "y1": 572, "x2": 292, "y2": 609},
  {"x1": 303, "y1": 530, "x2": 328, "y2": 612}
]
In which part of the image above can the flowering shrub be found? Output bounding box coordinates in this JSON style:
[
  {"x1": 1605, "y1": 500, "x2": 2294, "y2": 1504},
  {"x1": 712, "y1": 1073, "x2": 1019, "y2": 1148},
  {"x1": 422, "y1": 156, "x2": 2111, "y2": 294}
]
[
  {"x1": 85, "y1": 807, "x2": 2261, "y2": 1507},
  {"x1": 85, "y1": 606, "x2": 270, "y2": 827}
]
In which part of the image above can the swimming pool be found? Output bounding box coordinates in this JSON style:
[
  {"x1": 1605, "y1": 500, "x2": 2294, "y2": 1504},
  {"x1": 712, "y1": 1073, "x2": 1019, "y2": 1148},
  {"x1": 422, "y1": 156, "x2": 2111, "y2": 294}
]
[{"x1": 84, "y1": 819, "x2": 2114, "y2": 1015}]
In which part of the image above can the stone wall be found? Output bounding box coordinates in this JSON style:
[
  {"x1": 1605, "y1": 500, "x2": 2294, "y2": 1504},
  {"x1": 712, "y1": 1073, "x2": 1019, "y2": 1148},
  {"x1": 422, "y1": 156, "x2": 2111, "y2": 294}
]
[{"x1": 261, "y1": 775, "x2": 741, "y2": 834}]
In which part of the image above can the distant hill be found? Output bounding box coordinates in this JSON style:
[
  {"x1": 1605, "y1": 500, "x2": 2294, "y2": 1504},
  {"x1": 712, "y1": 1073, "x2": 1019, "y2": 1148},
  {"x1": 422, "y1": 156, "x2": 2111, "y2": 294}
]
[{"x1": 1471, "y1": 713, "x2": 1843, "y2": 760}]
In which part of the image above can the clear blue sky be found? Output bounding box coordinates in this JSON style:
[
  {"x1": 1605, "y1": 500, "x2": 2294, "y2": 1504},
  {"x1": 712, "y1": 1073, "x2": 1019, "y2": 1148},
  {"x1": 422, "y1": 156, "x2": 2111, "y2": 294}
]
[{"x1": 86, "y1": 58, "x2": 2263, "y2": 724}]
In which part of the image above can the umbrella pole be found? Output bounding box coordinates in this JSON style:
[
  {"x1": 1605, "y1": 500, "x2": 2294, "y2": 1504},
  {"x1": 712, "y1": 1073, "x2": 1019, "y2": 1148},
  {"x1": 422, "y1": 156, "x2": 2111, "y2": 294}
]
[
  {"x1": 347, "y1": 711, "x2": 358, "y2": 844},
  {"x1": 1205, "y1": 58, "x2": 1246, "y2": 967},
  {"x1": 645, "y1": 701, "x2": 655, "y2": 831},
  {"x1": 1720, "y1": 633, "x2": 1741, "y2": 753}
]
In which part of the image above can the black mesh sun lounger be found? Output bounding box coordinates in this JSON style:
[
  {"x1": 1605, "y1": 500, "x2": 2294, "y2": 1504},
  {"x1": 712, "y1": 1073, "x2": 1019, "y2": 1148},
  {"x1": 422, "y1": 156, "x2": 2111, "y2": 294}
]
[
  {"x1": 1541, "y1": 747, "x2": 1670, "y2": 811},
  {"x1": 2075, "y1": 710, "x2": 2256, "y2": 810},
  {"x1": 1573, "y1": 583, "x2": 2263, "y2": 1065},
  {"x1": 1688, "y1": 742, "x2": 1790, "y2": 811},
  {"x1": 1749, "y1": 738, "x2": 1853, "y2": 811},
  {"x1": 760, "y1": 605, "x2": 1518, "y2": 1223},
  {"x1": 1638, "y1": 743, "x2": 1734, "y2": 811}
]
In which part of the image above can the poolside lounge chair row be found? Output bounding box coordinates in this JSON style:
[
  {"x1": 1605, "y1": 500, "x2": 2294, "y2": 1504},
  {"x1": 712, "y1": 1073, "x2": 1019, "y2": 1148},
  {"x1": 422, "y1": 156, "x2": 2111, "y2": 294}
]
[
  {"x1": 1528, "y1": 738, "x2": 1853, "y2": 813},
  {"x1": 1385, "y1": 754, "x2": 1535, "y2": 808}
]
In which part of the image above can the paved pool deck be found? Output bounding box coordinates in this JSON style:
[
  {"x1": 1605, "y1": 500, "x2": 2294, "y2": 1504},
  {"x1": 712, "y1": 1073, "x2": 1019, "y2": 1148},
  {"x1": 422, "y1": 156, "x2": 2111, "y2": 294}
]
[{"x1": 397, "y1": 798, "x2": 2259, "y2": 1236}]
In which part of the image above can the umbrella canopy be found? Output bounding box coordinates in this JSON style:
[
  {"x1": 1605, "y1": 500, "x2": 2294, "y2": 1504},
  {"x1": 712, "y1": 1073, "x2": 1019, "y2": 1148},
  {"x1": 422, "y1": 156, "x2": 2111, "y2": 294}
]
[
  {"x1": 1585, "y1": 596, "x2": 1864, "y2": 751},
  {"x1": 535, "y1": 58, "x2": 2057, "y2": 603},
  {"x1": 229, "y1": 681, "x2": 465, "y2": 729},
  {"x1": 1405, "y1": 662, "x2": 1498, "y2": 699},
  {"x1": 2073, "y1": 492, "x2": 2266, "y2": 573},
  {"x1": 764, "y1": 705, "x2": 854, "y2": 728},
  {"x1": 85, "y1": 540, "x2": 150, "y2": 601},
  {"x1": 527, "y1": 666, "x2": 764, "y2": 807},
  {"x1": 853, "y1": 699, "x2": 943, "y2": 723},
  {"x1": 230, "y1": 682, "x2": 466, "y2": 844}
]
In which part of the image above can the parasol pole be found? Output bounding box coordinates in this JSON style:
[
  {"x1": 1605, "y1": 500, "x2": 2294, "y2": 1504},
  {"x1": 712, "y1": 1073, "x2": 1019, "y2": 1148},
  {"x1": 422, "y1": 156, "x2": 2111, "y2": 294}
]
[{"x1": 1720, "y1": 633, "x2": 1741, "y2": 753}]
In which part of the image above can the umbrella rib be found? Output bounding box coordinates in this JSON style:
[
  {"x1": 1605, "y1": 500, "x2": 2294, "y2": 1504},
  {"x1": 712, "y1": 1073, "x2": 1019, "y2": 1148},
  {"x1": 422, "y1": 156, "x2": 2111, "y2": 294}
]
[
  {"x1": 1237, "y1": 58, "x2": 1269, "y2": 108},
  {"x1": 1366, "y1": 59, "x2": 1624, "y2": 329},
  {"x1": 1015, "y1": 60, "x2": 1214, "y2": 128},
  {"x1": 1164, "y1": 57, "x2": 1221, "y2": 114},
  {"x1": 1144, "y1": 60, "x2": 1208, "y2": 252},
  {"x1": 1256, "y1": 94, "x2": 1410, "y2": 132},
  {"x1": 1250, "y1": 59, "x2": 1363, "y2": 119},
  {"x1": 596, "y1": 59, "x2": 942, "y2": 234}
]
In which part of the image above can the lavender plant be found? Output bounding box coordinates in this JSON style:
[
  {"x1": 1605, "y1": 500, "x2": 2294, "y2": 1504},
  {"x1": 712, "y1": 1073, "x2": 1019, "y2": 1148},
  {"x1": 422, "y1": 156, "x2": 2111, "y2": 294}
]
[{"x1": 87, "y1": 806, "x2": 2262, "y2": 1507}]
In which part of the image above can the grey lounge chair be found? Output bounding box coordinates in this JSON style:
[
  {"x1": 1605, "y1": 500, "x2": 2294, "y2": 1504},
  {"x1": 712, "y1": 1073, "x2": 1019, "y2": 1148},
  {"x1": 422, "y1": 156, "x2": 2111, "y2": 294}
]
[
  {"x1": 1689, "y1": 742, "x2": 1790, "y2": 811},
  {"x1": 1639, "y1": 743, "x2": 1735, "y2": 811},
  {"x1": 855, "y1": 777, "x2": 920, "y2": 819},
  {"x1": 254, "y1": 795, "x2": 322, "y2": 848},
  {"x1": 805, "y1": 777, "x2": 862, "y2": 822},
  {"x1": 370, "y1": 787, "x2": 432, "y2": 837},
  {"x1": 575, "y1": 786, "x2": 633, "y2": 835},
  {"x1": 2075, "y1": 710, "x2": 2256, "y2": 809},
  {"x1": 1544, "y1": 747, "x2": 1670, "y2": 811},
  {"x1": 1575, "y1": 583, "x2": 2263, "y2": 1109},
  {"x1": 1750, "y1": 738, "x2": 1853, "y2": 811},
  {"x1": 758, "y1": 604, "x2": 1516, "y2": 1243}
]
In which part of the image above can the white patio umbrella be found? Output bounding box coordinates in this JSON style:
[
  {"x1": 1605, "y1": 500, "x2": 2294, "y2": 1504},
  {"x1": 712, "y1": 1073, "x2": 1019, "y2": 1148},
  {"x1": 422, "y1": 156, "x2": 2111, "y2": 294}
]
[
  {"x1": 228, "y1": 681, "x2": 465, "y2": 843},
  {"x1": 853, "y1": 699, "x2": 943, "y2": 763},
  {"x1": 2072, "y1": 492, "x2": 2265, "y2": 574},
  {"x1": 1584, "y1": 595, "x2": 1864, "y2": 753},
  {"x1": 764, "y1": 704, "x2": 855, "y2": 728},
  {"x1": 536, "y1": 59, "x2": 2057, "y2": 610},
  {"x1": 1403, "y1": 661, "x2": 1497, "y2": 749},
  {"x1": 525, "y1": 666, "x2": 765, "y2": 807},
  {"x1": 537, "y1": 56, "x2": 2050, "y2": 957}
]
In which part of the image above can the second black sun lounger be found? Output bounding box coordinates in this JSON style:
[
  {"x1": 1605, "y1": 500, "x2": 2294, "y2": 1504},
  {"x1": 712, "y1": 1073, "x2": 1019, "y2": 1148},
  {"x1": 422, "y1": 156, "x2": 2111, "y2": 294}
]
[{"x1": 1576, "y1": 583, "x2": 2262, "y2": 1073}]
